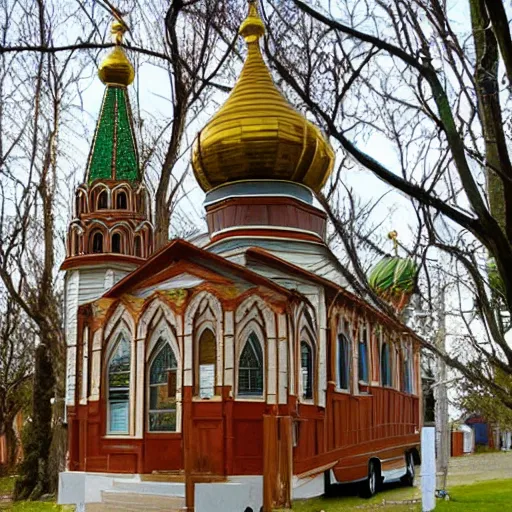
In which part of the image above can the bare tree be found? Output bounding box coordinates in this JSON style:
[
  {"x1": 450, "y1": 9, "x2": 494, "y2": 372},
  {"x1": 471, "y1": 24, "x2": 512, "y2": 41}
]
[
  {"x1": 261, "y1": 0, "x2": 512, "y2": 411},
  {"x1": 0, "y1": 296, "x2": 33, "y2": 472}
]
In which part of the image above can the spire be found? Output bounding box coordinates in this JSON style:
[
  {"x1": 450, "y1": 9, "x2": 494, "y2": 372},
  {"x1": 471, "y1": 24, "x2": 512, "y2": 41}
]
[
  {"x1": 239, "y1": 0, "x2": 265, "y2": 43},
  {"x1": 86, "y1": 19, "x2": 139, "y2": 184},
  {"x1": 98, "y1": 20, "x2": 135, "y2": 87}
]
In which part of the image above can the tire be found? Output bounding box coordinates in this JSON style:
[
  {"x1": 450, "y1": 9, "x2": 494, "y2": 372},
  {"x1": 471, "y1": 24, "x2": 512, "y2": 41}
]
[
  {"x1": 359, "y1": 460, "x2": 379, "y2": 498},
  {"x1": 401, "y1": 452, "x2": 415, "y2": 487}
]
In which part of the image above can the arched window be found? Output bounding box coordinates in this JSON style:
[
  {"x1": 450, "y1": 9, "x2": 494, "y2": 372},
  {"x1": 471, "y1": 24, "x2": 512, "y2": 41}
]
[
  {"x1": 403, "y1": 346, "x2": 413, "y2": 394},
  {"x1": 337, "y1": 332, "x2": 350, "y2": 391},
  {"x1": 75, "y1": 195, "x2": 81, "y2": 216},
  {"x1": 112, "y1": 233, "x2": 122, "y2": 254},
  {"x1": 238, "y1": 332, "x2": 263, "y2": 396},
  {"x1": 196, "y1": 328, "x2": 216, "y2": 398},
  {"x1": 381, "y1": 342, "x2": 391, "y2": 386},
  {"x1": 148, "y1": 339, "x2": 178, "y2": 432},
  {"x1": 300, "y1": 341, "x2": 313, "y2": 400},
  {"x1": 72, "y1": 231, "x2": 80, "y2": 256},
  {"x1": 134, "y1": 235, "x2": 142, "y2": 257},
  {"x1": 97, "y1": 190, "x2": 108, "y2": 210},
  {"x1": 138, "y1": 193, "x2": 146, "y2": 214},
  {"x1": 116, "y1": 191, "x2": 127, "y2": 209},
  {"x1": 107, "y1": 334, "x2": 131, "y2": 434},
  {"x1": 92, "y1": 232, "x2": 103, "y2": 253},
  {"x1": 358, "y1": 325, "x2": 369, "y2": 383}
]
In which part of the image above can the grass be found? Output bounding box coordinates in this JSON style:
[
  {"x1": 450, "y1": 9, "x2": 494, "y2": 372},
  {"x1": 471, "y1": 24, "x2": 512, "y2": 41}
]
[
  {"x1": 284, "y1": 478, "x2": 512, "y2": 511},
  {"x1": 9, "y1": 504, "x2": 74, "y2": 511},
  {"x1": 0, "y1": 477, "x2": 74, "y2": 511},
  {"x1": 436, "y1": 479, "x2": 512, "y2": 511}
]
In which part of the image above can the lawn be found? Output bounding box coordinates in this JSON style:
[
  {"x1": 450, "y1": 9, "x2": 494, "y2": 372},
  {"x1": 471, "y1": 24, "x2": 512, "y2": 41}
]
[
  {"x1": 287, "y1": 478, "x2": 512, "y2": 511},
  {"x1": 0, "y1": 476, "x2": 74, "y2": 511}
]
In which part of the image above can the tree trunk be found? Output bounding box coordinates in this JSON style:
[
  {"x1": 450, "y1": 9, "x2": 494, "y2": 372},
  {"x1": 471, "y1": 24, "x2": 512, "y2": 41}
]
[
  {"x1": 5, "y1": 418, "x2": 18, "y2": 472},
  {"x1": 434, "y1": 287, "x2": 449, "y2": 490},
  {"x1": 14, "y1": 343, "x2": 55, "y2": 500}
]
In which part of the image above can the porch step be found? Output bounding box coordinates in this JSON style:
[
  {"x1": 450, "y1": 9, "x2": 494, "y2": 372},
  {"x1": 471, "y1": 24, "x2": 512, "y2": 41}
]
[
  {"x1": 141, "y1": 471, "x2": 186, "y2": 483},
  {"x1": 100, "y1": 490, "x2": 186, "y2": 511},
  {"x1": 112, "y1": 479, "x2": 185, "y2": 497},
  {"x1": 86, "y1": 502, "x2": 186, "y2": 512}
]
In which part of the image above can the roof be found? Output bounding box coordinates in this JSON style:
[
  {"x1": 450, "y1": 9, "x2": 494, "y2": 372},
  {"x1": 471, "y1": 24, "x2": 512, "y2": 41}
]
[
  {"x1": 104, "y1": 238, "x2": 295, "y2": 299},
  {"x1": 86, "y1": 86, "x2": 139, "y2": 183},
  {"x1": 245, "y1": 246, "x2": 421, "y2": 341}
]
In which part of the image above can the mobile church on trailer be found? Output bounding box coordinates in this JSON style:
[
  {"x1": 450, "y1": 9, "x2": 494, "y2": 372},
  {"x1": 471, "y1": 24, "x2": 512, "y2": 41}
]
[{"x1": 58, "y1": 3, "x2": 422, "y2": 511}]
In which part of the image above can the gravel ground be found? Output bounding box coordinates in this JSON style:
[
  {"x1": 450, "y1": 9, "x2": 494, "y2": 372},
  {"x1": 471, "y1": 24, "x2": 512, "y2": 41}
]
[{"x1": 445, "y1": 451, "x2": 512, "y2": 485}]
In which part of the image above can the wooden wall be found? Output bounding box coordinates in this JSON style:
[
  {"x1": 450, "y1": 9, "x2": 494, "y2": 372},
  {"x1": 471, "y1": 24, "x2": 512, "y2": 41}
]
[{"x1": 293, "y1": 384, "x2": 420, "y2": 478}]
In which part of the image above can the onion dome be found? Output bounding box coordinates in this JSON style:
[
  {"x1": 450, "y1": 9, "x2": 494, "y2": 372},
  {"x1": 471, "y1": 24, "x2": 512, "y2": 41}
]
[
  {"x1": 368, "y1": 231, "x2": 417, "y2": 311},
  {"x1": 98, "y1": 20, "x2": 135, "y2": 87},
  {"x1": 191, "y1": 0, "x2": 334, "y2": 193},
  {"x1": 86, "y1": 19, "x2": 139, "y2": 184}
]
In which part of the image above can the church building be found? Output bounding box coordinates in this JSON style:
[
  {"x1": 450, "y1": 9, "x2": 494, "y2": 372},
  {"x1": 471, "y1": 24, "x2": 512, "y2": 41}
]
[{"x1": 59, "y1": 3, "x2": 421, "y2": 511}]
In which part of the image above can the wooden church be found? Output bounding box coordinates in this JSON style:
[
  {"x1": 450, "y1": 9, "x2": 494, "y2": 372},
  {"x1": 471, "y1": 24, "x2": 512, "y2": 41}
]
[{"x1": 59, "y1": 3, "x2": 422, "y2": 511}]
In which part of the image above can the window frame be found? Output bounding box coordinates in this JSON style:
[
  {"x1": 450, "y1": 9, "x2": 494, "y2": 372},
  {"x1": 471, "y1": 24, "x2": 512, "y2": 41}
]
[
  {"x1": 147, "y1": 338, "x2": 178, "y2": 433},
  {"x1": 106, "y1": 332, "x2": 132, "y2": 436},
  {"x1": 380, "y1": 336, "x2": 392, "y2": 387},
  {"x1": 91, "y1": 231, "x2": 104, "y2": 253},
  {"x1": 336, "y1": 321, "x2": 352, "y2": 392},
  {"x1": 97, "y1": 190, "x2": 109, "y2": 210},
  {"x1": 111, "y1": 232, "x2": 124, "y2": 254},
  {"x1": 358, "y1": 322, "x2": 370, "y2": 384},
  {"x1": 194, "y1": 326, "x2": 217, "y2": 399},
  {"x1": 300, "y1": 340, "x2": 314, "y2": 401},
  {"x1": 115, "y1": 190, "x2": 128, "y2": 210}
]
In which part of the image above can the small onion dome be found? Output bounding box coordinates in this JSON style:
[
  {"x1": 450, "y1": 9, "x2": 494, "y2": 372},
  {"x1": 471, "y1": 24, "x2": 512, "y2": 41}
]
[
  {"x1": 98, "y1": 20, "x2": 135, "y2": 87},
  {"x1": 191, "y1": 1, "x2": 334, "y2": 193},
  {"x1": 368, "y1": 257, "x2": 417, "y2": 311}
]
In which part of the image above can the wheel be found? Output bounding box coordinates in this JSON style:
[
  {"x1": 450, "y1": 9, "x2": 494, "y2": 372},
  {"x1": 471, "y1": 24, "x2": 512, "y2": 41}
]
[
  {"x1": 359, "y1": 460, "x2": 379, "y2": 498},
  {"x1": 401, "y1": 452, "x2": 415, "y2": 487}
]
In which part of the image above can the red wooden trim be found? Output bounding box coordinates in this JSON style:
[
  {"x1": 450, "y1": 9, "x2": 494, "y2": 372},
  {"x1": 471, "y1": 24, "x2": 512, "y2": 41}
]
[
  {"x1": 205, "y1": 195, "x2": 327, "y2": 218},
  {"x1": 61, "y1": 253, "x2": 143, "y2": 270},
  {"x1": 210, "y1": 228, "x2": 322, "y2": 244}
]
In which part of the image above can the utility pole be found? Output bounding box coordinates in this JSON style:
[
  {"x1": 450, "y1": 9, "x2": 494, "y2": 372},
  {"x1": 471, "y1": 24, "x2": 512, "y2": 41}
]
[{"x1": 434, "y1": 285, "x2": 449, "y2": 490}]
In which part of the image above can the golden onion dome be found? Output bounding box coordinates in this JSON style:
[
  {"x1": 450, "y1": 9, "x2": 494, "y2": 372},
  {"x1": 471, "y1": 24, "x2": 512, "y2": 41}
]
[
  {"x1": 191, "y1": 0, "x2": 334, "y2": 193},
  {"x1": 98, "y1": 20, "x2": 135, "y2": 87}
]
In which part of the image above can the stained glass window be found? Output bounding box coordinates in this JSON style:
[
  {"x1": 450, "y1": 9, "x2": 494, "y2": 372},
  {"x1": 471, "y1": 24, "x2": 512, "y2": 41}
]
[
  {"x1": 108, "y1": 334, "x2": 131, "y2": 434},
  {"x1": 301, "y1": 341, "x2": 313, "y2": 399},
  {"x1": 337, "y1": 333, "x2": 350, "y2": 390},
  {"x1": 358, "y1": 327, "x2": 369, "y2": 383},
  {"x1": 381, "y1": 342, "x2": 391, "y2": 386},
  {"x1": 148, "y1": 339, "x2": 177, "y2": 432},
  {"x1": 403, "y1": 347, "x2": 413, "y2": 394},
  {"x1": 238, "y1": 332, "x2": 263, "y2": 396}
]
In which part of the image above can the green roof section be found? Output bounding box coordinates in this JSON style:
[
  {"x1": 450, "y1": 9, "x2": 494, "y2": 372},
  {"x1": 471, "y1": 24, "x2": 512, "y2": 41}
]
[{"x1": 86, "y1": 86, "x2": 140, "y2": 184}]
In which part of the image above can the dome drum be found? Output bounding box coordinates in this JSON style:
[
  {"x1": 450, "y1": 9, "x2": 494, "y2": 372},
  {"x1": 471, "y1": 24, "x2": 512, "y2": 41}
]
[{"x1": 205, "y1": 192, "x2": 327, "y2": 244}]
